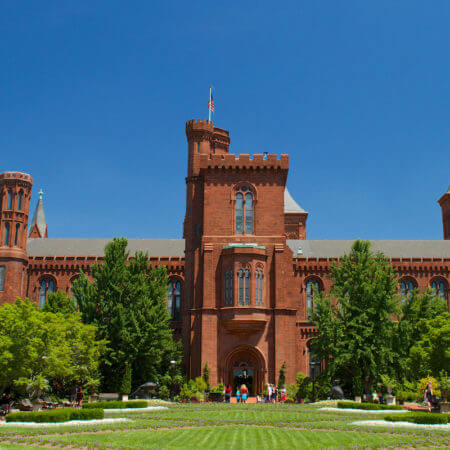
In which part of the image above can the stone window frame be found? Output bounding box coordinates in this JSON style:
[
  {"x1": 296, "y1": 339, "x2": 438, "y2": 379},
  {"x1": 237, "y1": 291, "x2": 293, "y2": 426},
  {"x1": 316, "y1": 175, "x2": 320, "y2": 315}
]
[
  {"x1": 232, "y1": 183, "x2": 257, "y2": 235},
  {"x1": 430, "y1": 277, "x2": 448, "y2": 302},
  {"x1": 399, "y1": 277, "x2": 417, "y2": 302},
  {"x1": 167, "y1": 277, "x2": 182, "y2": 321},
  {"x1": 304, "y1": 276, "x2": 323, "y2": 320},
  {"x1": 38, "y1": 275, "x2": 57, "y2": 308}
]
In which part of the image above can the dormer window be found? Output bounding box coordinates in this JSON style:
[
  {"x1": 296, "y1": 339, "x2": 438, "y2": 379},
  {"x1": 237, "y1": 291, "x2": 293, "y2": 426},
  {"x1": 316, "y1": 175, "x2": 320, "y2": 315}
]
[{"x1": 235, "y1": 186, "x2": 254, "y2": 234}]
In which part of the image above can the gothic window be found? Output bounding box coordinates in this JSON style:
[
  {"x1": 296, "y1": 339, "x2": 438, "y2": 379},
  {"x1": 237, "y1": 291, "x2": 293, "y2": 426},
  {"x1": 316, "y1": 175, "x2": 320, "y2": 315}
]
[
  {"x1": 6, "y1": 190, "x2": 12, "y2": 210},
  {"x1": 244, "y1": 269, "x2": 250, "y2": 305},
  {"x1": 14, "y1": 224, "x2": 19, "y2": 246},
  {"x1": 255, "y1": 269, "x2": 264, "y2": 306},
  {"x1": 235, "y1": 186, "x2": 254, "y2": 234},
  {"x1": 17, "y1": 191, "x2": 23, "y2": 211},
  {"x1": 0, "y1": 266, "x2": 5, "y2": 291},
  {"x1": 431, "y1": 278, "x2": 448, "y2": 301},
  {"x1": 168, "y1": 279, "x2": 181, "y2": 321},
  {"x1": 238, "y1": 269, "x2": 244, "y2": 305},
  {"x1": 306, "y1": 279, "x2": 321, "y2": 319},
  {"x1": 400, "y1": 279, "x2": 416, "y2": 302},
  {"x1": 225, "y1": 270, "x2": 233, "y2": 306},
  {"x1": 4, "y1": 223, "x2": 10, "y2": 246},
  {"x1": 308, "y1": 341, "x2": 321, "y2": 377},
  {"x1": 39, "y1": 278, "x2": 55, "y2": 308}
]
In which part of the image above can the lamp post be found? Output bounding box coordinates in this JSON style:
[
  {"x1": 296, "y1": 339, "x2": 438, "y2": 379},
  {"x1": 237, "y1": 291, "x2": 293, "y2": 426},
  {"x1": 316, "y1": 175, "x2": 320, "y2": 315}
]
[{"x1": 309, "y1": 361, "x2": 320, "y2": 403}]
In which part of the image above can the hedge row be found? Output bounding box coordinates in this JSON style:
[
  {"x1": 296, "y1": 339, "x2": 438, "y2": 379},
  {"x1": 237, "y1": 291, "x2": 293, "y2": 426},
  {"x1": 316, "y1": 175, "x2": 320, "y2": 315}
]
[
  {"x1": 385, "y1": 413, "x2": 448, "y2": 425},
  {"x1": 83, "y1": 400, "x2": 147, "y2": 409},
  {"x1": 6, "y1": 408, "x2": 104, "y2": 423},
  {"x1": 337, "y1": 401, "x2": 403, "y2": 410}
]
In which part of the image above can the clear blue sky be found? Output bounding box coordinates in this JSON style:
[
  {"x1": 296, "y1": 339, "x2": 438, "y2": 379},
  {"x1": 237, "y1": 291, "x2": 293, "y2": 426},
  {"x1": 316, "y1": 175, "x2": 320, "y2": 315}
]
[{"x1": 2, "y1": 1, "x2": 449, "y2": 240}]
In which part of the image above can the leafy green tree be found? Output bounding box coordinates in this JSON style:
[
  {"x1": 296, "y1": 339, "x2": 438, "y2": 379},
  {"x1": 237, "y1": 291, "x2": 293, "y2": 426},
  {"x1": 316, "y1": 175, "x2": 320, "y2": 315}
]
[
  {"x1": 72, "y1": 238, "x2": 182, "y2": 391},
  {"x1": 43, "y1": 290, "x2": 77, "y2": 315},
  {"x1": 407, "y1": 312, "x2": 450, "y2": 378},
  {"x1": 394, "y1": 289, "x2": 447, "y2": 381},
  {"x1": 278, "y1": 362, "x2": 287, "y2": 389},
  {"x1": 0, "y1": 298, "x2": 105, "y2": 397},
  {"x1": 311, "y1": 240, "x2": 399, "y2": 395}
]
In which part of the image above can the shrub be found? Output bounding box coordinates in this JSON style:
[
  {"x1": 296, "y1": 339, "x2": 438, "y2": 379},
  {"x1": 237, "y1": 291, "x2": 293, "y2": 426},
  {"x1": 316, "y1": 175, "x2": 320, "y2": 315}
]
[
  {"x1": 418, "y1": 376, "x2": 441, "y2": 399},
  {"x1": 284, "y1": 397, "x2": 295, "y2": 404},
  {"x1": 337, "y1": 401, "x2": 403, "y2": 410},
  {"x1": 159, "y1": 385, "x2": 170, "y2": 400},
  {"x1": 286, "y1": 383, "x2": 297, "y2": 400},
  {"x1": 83, "y1": 400, "x2": 147, "y2": 409},
  {"x1": 6, "y1": 408, "x2": 104, "y2": 423},
  {"x1": 385, "y1": 413, "x2": 448, "y2": 425},
  {"x1": 396, "y1": 391, "x2": 420, "y2": 404},
  {"x1": 119, "y1": 364, "x2": 132, "y2": 395},
  {"x1": 296, "y1": 372, "x2": 311, "y2": 400}
]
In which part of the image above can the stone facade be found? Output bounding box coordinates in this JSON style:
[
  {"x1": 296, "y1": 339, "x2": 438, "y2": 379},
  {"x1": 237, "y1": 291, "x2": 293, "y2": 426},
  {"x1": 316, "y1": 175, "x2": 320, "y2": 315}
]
[{"x1": 1, "y1": 119, "x2": 449, "y2": 393}]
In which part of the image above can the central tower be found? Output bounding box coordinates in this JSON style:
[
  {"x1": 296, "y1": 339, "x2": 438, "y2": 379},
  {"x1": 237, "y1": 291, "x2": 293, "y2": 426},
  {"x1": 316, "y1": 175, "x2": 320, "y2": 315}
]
[{"x1": 182, "y1": 119, "x2": 298, "y2": 390}]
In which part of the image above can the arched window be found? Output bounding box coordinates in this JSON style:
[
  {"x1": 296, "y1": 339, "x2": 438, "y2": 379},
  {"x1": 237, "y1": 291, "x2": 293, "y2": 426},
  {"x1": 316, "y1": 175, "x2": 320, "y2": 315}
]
[
  {"x1": 235, "y1": 187, "x2": 254, "y2": 234},
  {"x1": 306, "y1": 279, "x2": 321, "y2": 319},
  {"x1": 4, "y1": 223, "x2": 10, "y2": 246},
  {"x1": 400, "y1": 279, "x2": 416, "y2": 302},
  {"x1": 14, "y1": 224, "x2": 19, "y2": 246},
  {"x1": 224, "y1": 270, "x2": 233, "y2": 306},
  {"x1": 431, "y1": 279, "x2": 447, "y2": 301},
  {"x1": 167, "y1": 279, "x2": 181, "y2": 321},
  {"x1": 39, "y1": 278, "x2": 55, "y2": 308},
  {"x1": 17, "y1": 191, "x2": 23, "y2": 211},
  {"x1": 0, "y1": 266, "x2": 5, "y2": 291},
  {"x1": 238, "y1": 269, "x2": 251, "y2": 306},
  {"x1": 6, "y1": 190, "x2": 12, "y2": 210},
  {"x1": 255, "y1": 269, "x2": 264, "y2": 306}
]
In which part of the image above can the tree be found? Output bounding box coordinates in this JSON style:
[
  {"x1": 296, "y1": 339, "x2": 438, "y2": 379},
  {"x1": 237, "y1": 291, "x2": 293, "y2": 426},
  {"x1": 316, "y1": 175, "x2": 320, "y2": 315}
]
[
  {"x1": 311, "y1": 239, "x2": 399, "y2": 395},
  {"x1": 0, "y1": 298, "x2": 105, "y2": 397},
  {"x1": 407, "y1": 312, "x2": 450, "y2": 379},
  {"x1": 278, "y1": 362, "x2": 287, "y2": 389},
  {"x1": 72, "y1": 238, "x2": 182, "y2": 391},
  {"x1": 43, "y1": 290, "x2": 77, "y2": 315},
  {"x1": 202, "y1": 363, "x2": 210, "y2": 391},
  {"x1": 393, "y1": 289, "x2": 447, "y2": 381}
]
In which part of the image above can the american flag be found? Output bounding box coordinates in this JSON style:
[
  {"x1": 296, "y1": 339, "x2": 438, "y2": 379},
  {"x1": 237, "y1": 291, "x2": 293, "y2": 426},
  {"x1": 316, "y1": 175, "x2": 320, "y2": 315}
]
[{"x1": 208, "y1": 92, "x2": 214, "y2": 113}]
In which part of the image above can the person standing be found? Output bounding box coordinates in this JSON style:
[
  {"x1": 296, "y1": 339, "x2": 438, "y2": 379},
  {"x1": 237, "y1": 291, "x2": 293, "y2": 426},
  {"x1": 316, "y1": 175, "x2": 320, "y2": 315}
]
[
  {"x1": 76, "y1": 384, "x2": 84, "y2": 408},
  {"x1": 236, "y1": 387, "x2": 241, "y2": 404},
  {"x1": 225, "y1": 385, "x2": 232, "y2": 403},
  {"x1": 241, "y1": 384, "x2": 248, "y2": 403},
  {"x1": 424, "y1": 381, "x2": 433, "y2": 412}
]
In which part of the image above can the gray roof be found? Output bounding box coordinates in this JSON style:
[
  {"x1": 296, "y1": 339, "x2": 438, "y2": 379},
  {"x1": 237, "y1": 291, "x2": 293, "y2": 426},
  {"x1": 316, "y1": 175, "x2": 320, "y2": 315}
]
[
  {"x1": 284, "y1": 188, "x2": 306, "y2": 213},
  {"x1": 29, "y1": 198, "x2": 47, "y2": 237},
  {"x1": 287, "y1": 240, "x2": 450, "y2": 258},
  {"x1": 27, "y1": 238, "x2": 185, "y2": 257}
]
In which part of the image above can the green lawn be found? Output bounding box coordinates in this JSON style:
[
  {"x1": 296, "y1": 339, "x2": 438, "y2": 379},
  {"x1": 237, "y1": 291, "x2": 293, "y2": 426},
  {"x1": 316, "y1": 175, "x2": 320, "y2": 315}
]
[{"x1": 0, "y1": 403, "x2": 449, "y2": 449}]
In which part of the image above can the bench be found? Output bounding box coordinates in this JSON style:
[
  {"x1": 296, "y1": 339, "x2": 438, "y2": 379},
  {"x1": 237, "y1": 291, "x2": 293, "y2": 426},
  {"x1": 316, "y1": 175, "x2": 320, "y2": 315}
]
[{"x1": 98, "y1": 393, "x2": 120, "y2": 401}]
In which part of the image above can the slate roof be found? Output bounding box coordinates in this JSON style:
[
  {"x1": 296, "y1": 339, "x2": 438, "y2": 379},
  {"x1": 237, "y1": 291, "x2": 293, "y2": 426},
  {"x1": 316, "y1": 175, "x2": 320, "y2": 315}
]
[
  {"x1": 27, "y1": 238, "x2": 186, "y2": 257},
  {"x1": 29, "y1": 198, "x2": 47, "y2": 238},
  {"x1": 284, "y1": 188, "x2": 307, "y2": 213},
  {"x1": 287, "y1": 240, "x2": 450, "y2": 258}
]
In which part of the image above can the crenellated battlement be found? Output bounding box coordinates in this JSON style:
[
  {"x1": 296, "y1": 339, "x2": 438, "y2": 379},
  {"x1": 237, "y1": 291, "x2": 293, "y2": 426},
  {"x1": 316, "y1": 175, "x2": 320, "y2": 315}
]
[
  {"x1": 198, "y1": 152, "x2": 289, "y2": 170},
  {"x1": 186, "y1": 119, "x2": 214, "y2": 135},
  {"x1": 0, "y1": 171, "x2": 33, "y2": 184}
]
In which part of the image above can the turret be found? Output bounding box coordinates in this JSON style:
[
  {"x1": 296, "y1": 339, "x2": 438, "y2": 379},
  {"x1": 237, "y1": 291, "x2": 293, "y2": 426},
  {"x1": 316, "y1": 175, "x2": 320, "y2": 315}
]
[
  {"x1": 438, "y1": 186, "x2": 450, "y2": 240},
  {"x1": 0, "y1": 171, "x2": 33, "y2": 304}
]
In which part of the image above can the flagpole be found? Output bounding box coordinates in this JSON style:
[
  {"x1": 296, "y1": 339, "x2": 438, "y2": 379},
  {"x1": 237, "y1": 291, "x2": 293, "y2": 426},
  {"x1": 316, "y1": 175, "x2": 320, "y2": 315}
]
[{"x1": 208, "y1": 86, "x2": 212, "y2": 122}]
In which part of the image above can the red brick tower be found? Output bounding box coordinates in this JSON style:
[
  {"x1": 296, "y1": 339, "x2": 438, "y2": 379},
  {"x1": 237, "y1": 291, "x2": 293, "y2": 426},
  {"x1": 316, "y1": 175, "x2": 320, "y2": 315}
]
[
  {"x1": 183, "y1": 119, "x2": 298, "y2": 391},
  {"x1": 0, "y1": 172, "x2": 33, "y2": 304},
  {"x1": 439, "y1": 187, "x2": 450, "y2": 240}
]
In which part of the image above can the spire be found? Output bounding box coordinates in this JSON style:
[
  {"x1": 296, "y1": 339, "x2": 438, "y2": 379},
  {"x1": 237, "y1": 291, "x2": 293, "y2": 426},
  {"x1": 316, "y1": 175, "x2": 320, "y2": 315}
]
[
  {"x1": 29, "y1": 189, "x2": 48, "y2": 238},
  {"x1": 284, "y1": 188, "x2": 307, "y2": 213}
]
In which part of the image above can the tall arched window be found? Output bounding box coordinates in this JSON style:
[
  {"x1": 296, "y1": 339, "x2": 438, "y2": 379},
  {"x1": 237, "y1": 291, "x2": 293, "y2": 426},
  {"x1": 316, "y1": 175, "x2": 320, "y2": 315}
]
[
  {"x1": 255, "y1": 269, "x2": 263, "y2": 306},
  {"x1": 308, "y1": 341, "x2": 322, "y2": 378},
  {"x1": 6, "y1": 190, "x2": 12, "y2": 210},
  {"x1": 39, "y1": 278, "x2": 55, "y2": 308},
  {"x1": 4, "y1": 223, "x2": 10, "y2": 246},
  {"x1": 237, "y1": 269, "x2": 250, "y2": 306},
  {"x1": 306, "y1": 279, "x2": 321, "y2": 319},
  {"x1": 431, "y1": 279, "x2": 447, "y2": 301},
  {"x1": 235, "y1": 187, "x2": 254, "y2": 234},
  {"x1": 17, "y1": 191, "x2": 23, "y2": 211},
  {"x1": 14, "y1": 224, "x2": 19, "y2": 246},
  {"x1": 167, "y1": 279, "x2": 181, "y2": 320},
  {"x1": 400, "y1": 279, "x2": 416, "y2": 302},
  {"x1": 0, "y1": 266, "x2": 5, "y2": 291},
  {"x1": 224, "y1": 270, "x2": 233, "y2": 306}
]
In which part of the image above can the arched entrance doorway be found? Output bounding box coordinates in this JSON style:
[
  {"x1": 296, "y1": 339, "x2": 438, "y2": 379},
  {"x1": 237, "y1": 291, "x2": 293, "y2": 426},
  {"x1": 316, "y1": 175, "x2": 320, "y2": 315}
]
[{"x1": 224, "y1": 346, "x2": 266, "y2": 396}]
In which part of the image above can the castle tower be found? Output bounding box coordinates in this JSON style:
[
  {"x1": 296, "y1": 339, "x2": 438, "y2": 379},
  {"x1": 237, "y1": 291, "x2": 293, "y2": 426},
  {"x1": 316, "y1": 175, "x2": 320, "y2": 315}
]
[
  {"x1": 29, "y1": 189, "x2": 48, "y2": 238},
  {"x1": 438, "y1": 186, "x2": 450, "y2": 240},
  {"x1": 0, "y1": 172, "x2": 33, "y2": 304}
]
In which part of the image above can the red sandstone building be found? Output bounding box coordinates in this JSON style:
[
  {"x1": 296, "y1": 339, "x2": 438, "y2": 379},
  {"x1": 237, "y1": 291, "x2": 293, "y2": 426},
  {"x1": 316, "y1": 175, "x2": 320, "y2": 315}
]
[{"x1": 1, "y1": 119, "x2": 449, "y2": 393}]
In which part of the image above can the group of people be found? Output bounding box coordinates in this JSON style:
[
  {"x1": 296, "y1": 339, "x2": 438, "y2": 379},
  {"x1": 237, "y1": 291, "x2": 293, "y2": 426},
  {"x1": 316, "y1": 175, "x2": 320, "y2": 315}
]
[
  {"x1": 0, "y1": 393, "x2": 14, "y2": 420},
  {"x1": 263, "y1": 384, "x2": 287, "y2": 403},
  {"x1": 224, "y1": 384, "x2": 249, "y2": 403},
  {"x1": 223, "y1": 384, "x2": 287, "y2": 403}
]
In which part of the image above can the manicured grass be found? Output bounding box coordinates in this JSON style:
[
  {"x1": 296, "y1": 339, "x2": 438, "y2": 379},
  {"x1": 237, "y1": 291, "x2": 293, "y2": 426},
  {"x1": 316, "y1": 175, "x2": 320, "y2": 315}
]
[{"x1": 0, "y1": 403, "x2": 448, "y2": 448}]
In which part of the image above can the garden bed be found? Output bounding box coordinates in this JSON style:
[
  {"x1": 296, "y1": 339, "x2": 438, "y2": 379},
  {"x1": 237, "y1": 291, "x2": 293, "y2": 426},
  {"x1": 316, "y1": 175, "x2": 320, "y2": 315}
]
[
  {"x1": 337, "y1": 401, "x2": 403, "y2": 411},
  {"x1": 106, "y1": 406, "x2": 168, "y2": 413},
  {"x1": 6, "y1": 408, "x2": 104, "y2": 423},
  {"x1": 320, "y1": 407, "x2": 409, "y2": 414},
  {"x1": 83, "y1": 400, "x2": 148, "y2": 409},
  {"x1": 0, "y1": 418, "x2": 131, "y2": 428},
  {"x1": 351, "y1": 420, "x2": 450, "y2": 430}
]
